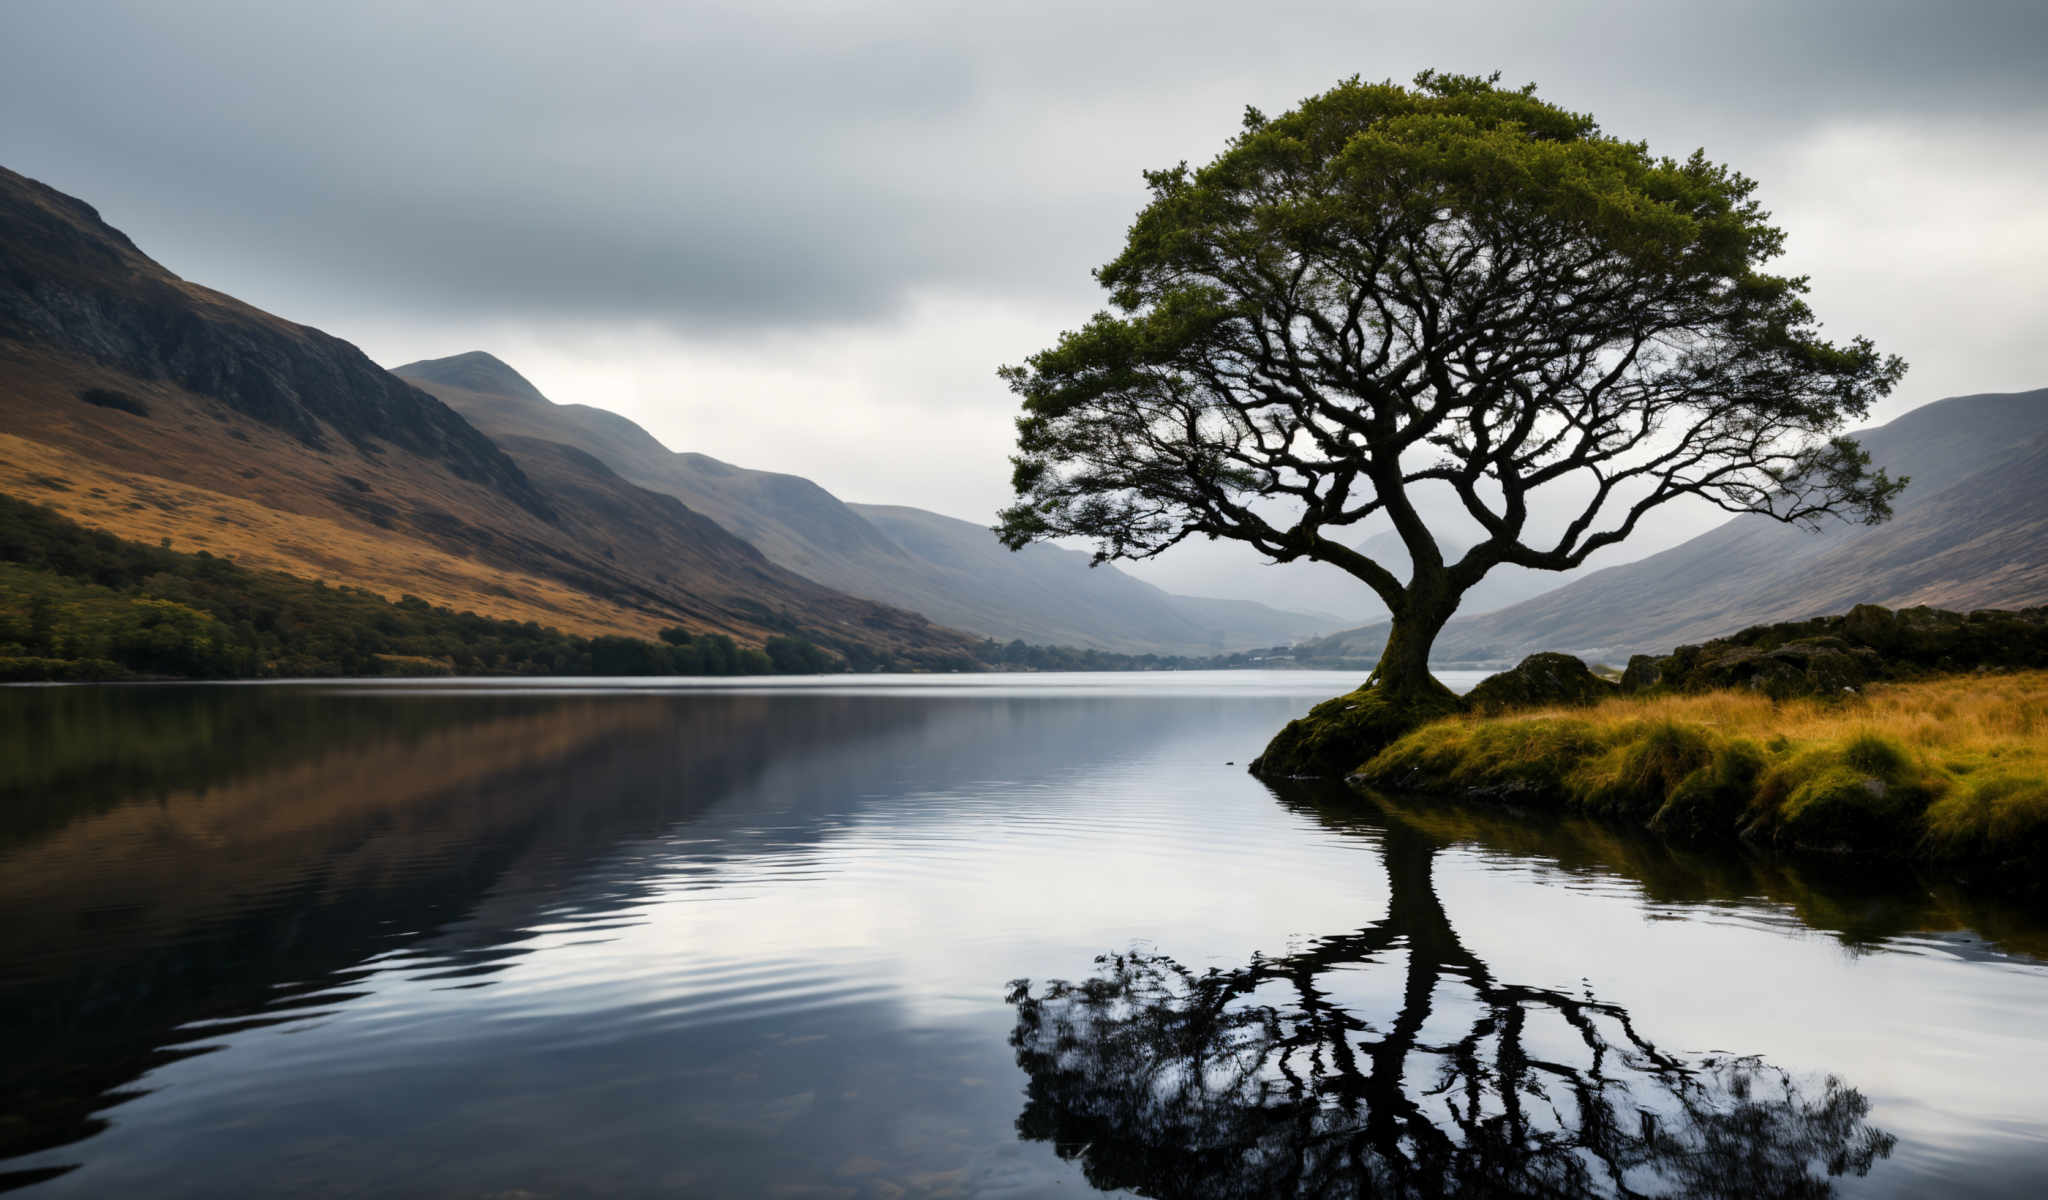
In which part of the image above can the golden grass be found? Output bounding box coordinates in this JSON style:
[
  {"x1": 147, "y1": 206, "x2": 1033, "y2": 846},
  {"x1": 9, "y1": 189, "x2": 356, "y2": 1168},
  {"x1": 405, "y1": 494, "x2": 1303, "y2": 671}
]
[
  {"x1": 0, "y1": 433, "x2": 673, "y2": 640},
  {"x1": 1508, "y1": 673, "x2": 2047, "y2": 772},
  {"x1": 1359, "y1": 673, "x2": 2048, "y2": 864}
]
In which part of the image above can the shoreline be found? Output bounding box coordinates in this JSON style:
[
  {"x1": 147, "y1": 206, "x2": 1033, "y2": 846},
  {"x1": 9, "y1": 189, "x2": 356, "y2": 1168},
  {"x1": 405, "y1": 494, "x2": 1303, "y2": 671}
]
[{"x1": 1343, "y1": 670, "x2": 2048, "y2": 901}]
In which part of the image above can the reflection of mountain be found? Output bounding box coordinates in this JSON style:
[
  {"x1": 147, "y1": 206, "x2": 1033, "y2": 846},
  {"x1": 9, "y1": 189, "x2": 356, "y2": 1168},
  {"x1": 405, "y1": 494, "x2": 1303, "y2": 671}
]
[
  {"x1": 1009, "y1": 809, "x2": 1895, "y2": 1199},
  {"x1": 0, "y1": 689, "x2": 936, "y2": 1181},
  {"x1": 0, "y1": 685, "x2": 1244, "y2": 1185}
]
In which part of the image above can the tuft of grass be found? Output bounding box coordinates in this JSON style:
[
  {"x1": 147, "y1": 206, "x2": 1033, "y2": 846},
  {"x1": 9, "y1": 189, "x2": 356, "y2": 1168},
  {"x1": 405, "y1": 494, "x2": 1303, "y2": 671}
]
[
  {"x1": 1361, "y1": 715, "x2": 1603, "y2": 803},
  {"x1": 1352, "y1": 672, "x2": 2048, "y2": 876},
  {"x1": 1923, "y1": 776, "x2": 2048, "y2": 863},
  {"x1": 1577, "y1": 719, "x2": 1715, "y2": 820}
]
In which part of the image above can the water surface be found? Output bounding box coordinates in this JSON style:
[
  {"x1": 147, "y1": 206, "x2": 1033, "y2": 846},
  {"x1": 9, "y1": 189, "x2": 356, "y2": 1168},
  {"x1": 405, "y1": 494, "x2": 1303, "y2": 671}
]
[{"x1": 2, "y1": 673, "x2": 2045, "y2": 1197}]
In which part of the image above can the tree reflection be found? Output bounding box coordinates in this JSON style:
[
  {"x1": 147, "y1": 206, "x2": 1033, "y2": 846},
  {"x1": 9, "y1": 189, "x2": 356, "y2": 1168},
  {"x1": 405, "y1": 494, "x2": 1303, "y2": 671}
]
[{"x1": 1008, "y1": 822, "x2": 1895, "y2": 1199}]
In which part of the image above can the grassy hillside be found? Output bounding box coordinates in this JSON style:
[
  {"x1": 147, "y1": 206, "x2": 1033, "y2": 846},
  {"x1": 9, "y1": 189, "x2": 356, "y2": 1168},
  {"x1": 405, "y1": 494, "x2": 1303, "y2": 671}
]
[
  {"x1": 0, "y1": 495, "x2": 1261, "y2": 680},
  {"x1": 0, "y1": 494, "x2": 885, "y2": 679},
  {"x1": 395, "y1": 352, "x2": 1336, "y2": 654},
  {"x1": 849, "y1": 502, "x2": 1334, "y2": 651},
  {"x1": 0, "y1": 167, "x2": 986, "y2": 665}
]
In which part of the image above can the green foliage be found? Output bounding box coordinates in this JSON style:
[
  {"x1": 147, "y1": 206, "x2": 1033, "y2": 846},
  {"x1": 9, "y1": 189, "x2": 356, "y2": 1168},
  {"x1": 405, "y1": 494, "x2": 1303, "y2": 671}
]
[
  {"x1": 1648, "y1": 739, "x2": 1765, "y2": 841},
  {"x1": 1360, "y1": 715, "x2": 1603, "y2": 804},
  {"x1": 1924, "y1": 776, "x2": 2048, "y2": 870},
  {"x1": 764, "y1": 635, "x2": 835, "y2": 674},
  {"x1": 998, "y1": 70, "x2": 1904, "y2": 694},
  {"x1": 1576, "y1": 720, "x2": 1715, "y2": 820},
  {"x1": 1749, "y1": 738, "x2": 1936, "y2": 853},
  {"x1": 0, "y1": 494, "x2": 850, "y2": 680},
  {"x1": 0, "y1": 495, "x2": 1267, "y2": 682},
  {"x1": 971, "y1": 636, "x2": 1240, "y2": 673}
]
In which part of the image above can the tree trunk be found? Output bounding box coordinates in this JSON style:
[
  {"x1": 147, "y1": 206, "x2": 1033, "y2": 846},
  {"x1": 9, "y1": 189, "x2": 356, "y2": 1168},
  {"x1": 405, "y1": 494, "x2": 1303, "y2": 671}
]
[{"x1": 1365, "y1": 589, "x2": 1459, "y2": 704}]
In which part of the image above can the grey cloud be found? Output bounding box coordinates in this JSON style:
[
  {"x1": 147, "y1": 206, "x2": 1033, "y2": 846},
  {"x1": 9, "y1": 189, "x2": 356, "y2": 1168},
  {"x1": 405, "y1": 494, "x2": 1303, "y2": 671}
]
[{"x1": 3, "y1": 0, "x2": 2043, "y2": 338}]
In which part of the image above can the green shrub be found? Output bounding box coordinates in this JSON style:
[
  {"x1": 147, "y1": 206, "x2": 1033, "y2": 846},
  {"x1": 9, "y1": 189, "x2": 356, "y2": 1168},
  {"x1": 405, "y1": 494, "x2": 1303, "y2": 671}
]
[
  {"x1": 1574, "y1": 720, "x2": 1714, "y2": 819},
  {"x1": 1649, "y1": 738, "x2": 1765, "y2": 842}
]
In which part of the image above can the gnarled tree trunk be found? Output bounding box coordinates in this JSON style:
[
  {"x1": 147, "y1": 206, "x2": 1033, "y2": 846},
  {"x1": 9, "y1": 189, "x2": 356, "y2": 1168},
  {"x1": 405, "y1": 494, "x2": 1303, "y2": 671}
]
[{"x1": 1364, "y1": 571, "x2": 1461, "y2": 705}]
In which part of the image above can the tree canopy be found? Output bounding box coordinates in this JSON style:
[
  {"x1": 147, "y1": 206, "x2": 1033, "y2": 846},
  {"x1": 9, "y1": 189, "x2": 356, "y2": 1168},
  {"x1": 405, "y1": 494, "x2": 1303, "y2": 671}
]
[{"x1": 998, "y1": 71, "x2": 1905, "y2": 702}]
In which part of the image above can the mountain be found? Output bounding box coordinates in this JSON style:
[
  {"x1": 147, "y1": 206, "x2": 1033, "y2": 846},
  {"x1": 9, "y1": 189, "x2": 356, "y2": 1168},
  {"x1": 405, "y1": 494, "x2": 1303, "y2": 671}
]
[
  {"x1": 0, "y1": 166, "x2": 980, "y2": 665},
  {"x1": 393, "y1": 351, "x2": 1338, "y2": 654},
  {"x1": 847, "y1": 502, "x2": 1337, "y2": 652},
  {"x1": 1299, "y1": 388, "x2": 2048, "y2": 665}
]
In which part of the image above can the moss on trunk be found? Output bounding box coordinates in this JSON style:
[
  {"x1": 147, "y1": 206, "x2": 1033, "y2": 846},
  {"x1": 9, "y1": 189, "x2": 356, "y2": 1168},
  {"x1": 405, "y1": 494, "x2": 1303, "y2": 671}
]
[{"x1": 1250, "y1": 684, "x2": 1465, "y2": 779}]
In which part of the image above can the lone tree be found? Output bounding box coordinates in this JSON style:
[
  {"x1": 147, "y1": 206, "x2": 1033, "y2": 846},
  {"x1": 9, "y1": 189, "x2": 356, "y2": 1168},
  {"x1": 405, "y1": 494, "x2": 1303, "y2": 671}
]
[{"x1": 997, "y1": 72, "x2": 1905, "y2": 724}]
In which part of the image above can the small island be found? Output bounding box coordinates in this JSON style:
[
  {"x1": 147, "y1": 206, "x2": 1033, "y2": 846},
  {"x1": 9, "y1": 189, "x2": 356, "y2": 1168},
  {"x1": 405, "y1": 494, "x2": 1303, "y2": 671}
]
[{"x1": 1263, "y1": 604, "x2": 2048, "y2": 895}]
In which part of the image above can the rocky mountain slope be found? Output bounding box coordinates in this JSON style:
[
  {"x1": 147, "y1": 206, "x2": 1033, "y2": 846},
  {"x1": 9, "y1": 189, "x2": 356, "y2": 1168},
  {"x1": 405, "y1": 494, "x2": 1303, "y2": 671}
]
[
  {"x1": 1298, "y1": 388, "x2": 2048, "y2": 665},
  {"x1": 395, "y1": 351, "x2": 1338, "y2": 654},
  {"x1": 0, "y1": 166, "x2": 980, "y2": 664}
]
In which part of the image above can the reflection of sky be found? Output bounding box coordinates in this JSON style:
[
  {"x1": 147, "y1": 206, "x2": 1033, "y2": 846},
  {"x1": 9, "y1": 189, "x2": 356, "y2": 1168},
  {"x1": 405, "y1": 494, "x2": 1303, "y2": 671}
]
[
  {"x1": 1437, "y1": 860, "x2": 2048, "y2": 1197},
  {"x1": 6, "y1": 676, "x2": 2046, "y2": 1197}
]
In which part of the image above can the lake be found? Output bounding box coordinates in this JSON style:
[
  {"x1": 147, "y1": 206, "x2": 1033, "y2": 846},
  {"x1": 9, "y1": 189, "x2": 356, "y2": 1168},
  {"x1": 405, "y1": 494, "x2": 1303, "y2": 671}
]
[{"x1": 2, "y1": 673, "x2": 2046, "y2": 1197}]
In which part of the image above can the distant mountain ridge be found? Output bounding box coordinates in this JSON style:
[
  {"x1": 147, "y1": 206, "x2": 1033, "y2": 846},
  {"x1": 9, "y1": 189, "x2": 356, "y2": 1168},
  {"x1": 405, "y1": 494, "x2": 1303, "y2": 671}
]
[
  {"x1": 0, "y1": 166, "x2": 984, "y2": 665},
  {"x1": 394, "y1": 351, "x2": 1339, "y2": 654},
  {"x1": 0, "y1": 172, "x2": 549, "y2": 516},
  {"x1": 1298, "y1": 387, "x2": 2048, "y2": 665}
]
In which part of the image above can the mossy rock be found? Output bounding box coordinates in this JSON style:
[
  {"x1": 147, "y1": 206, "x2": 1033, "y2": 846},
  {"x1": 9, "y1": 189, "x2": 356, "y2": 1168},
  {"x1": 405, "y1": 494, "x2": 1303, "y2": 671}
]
[
  {"x1": 1465, "y1": 652, "x2": 1617, "y2": 715},
  {"x1": 1747, "y1": 733, "x2": 1935, "y2": 855},
  {"x1": 1647, "y1": 739, "x2": 1765, "y2": 842},
  {"x1": 1631, "y1": 604, "x2": 2048, "y2": 699},
  {"x1": 1250, "y1": 687, "x2": 1465, "y2": 779},
  {"x1": 1619, "y1": 654, "x2": 1666, "y2": 693},
  {"x1": 1770, "y1": 768, "x2": 1925, "y2": 854}
]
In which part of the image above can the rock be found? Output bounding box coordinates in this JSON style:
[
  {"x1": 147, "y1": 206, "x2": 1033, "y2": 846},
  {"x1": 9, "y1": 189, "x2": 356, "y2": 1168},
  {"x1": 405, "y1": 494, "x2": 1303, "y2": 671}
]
[
  {"x1": 1465, "y1": 652, "x2": 1618, "y2": 715},
  {"x1": 1840, "y1": 603, "x2": 1899, "y2": 652},
  {"x1": 1611, "y1": 605, "x2": 2048, "y2": 699},
  {"x1": 1250, "y1": 686, "x2": 1465, "y2": 779},
  {"x1": 1620, "y1": 654, "x2": 1665, "y2": 693}
]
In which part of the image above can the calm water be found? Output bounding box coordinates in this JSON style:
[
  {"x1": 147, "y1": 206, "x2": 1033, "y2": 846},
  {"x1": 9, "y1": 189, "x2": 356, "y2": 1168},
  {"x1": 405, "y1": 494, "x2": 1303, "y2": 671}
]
[{"x1": 3, "y1": 673, "x2": 2047, "y2": 1197}]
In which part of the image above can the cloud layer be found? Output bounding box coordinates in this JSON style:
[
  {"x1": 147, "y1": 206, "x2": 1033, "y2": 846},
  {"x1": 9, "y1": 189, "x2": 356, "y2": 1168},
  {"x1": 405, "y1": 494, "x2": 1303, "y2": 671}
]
[{"x1": 6, "y1": 1, "x2": 2044, "y2": 607}]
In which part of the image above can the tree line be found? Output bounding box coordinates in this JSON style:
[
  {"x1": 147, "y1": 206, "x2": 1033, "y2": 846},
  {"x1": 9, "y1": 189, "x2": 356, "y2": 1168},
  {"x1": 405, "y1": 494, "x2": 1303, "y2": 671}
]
[
  {"x1": 0, "y1": 494, "x2": 880, "y2": 679},
  {"x1": 0, "y1": 495, "x2": 1258, "y2": 680}
]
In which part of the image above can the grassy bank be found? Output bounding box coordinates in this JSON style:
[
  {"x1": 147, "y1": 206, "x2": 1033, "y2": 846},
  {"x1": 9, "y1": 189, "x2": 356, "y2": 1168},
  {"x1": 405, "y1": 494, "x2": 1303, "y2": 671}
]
[{"x1": 1353, "y1": 673, "x2": 2048, "y2": 890}]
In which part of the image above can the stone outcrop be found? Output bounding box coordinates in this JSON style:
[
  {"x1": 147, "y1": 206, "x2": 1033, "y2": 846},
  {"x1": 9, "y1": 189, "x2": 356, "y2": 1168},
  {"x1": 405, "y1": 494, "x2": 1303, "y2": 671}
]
[
  {"x1": 1250, "y1": 687, "x2": 1464, "y2": 779},
  {"x1": 1464, "y1": 652, "x2": 1618, "y2": 714},
  {"x1": 1619, "y1": 604, "x2": 2048, "y2": 699}
]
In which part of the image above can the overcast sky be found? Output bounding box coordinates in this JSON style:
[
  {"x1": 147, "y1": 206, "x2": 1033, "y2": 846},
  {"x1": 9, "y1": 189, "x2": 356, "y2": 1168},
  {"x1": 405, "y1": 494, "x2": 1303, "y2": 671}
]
[{"x1": 5, "y1": 1, "x2": 2044, "y2": 608}]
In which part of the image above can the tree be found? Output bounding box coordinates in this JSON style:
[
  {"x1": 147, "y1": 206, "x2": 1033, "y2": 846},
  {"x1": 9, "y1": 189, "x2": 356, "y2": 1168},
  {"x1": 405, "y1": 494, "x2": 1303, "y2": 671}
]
[
  {"x1": 1008, "y1": 800, "x2": 1896, "y2": 1198},
  {"x1": 997, "y1": 72, "x2": 1905, "y2": 709}
]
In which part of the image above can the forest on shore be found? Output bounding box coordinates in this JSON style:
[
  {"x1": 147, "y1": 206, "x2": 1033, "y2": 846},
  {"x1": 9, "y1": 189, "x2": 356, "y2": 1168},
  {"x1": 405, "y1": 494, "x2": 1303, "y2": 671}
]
[{"x1": 0, "y1": 496, "x2": 1254, "y2": 680}]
